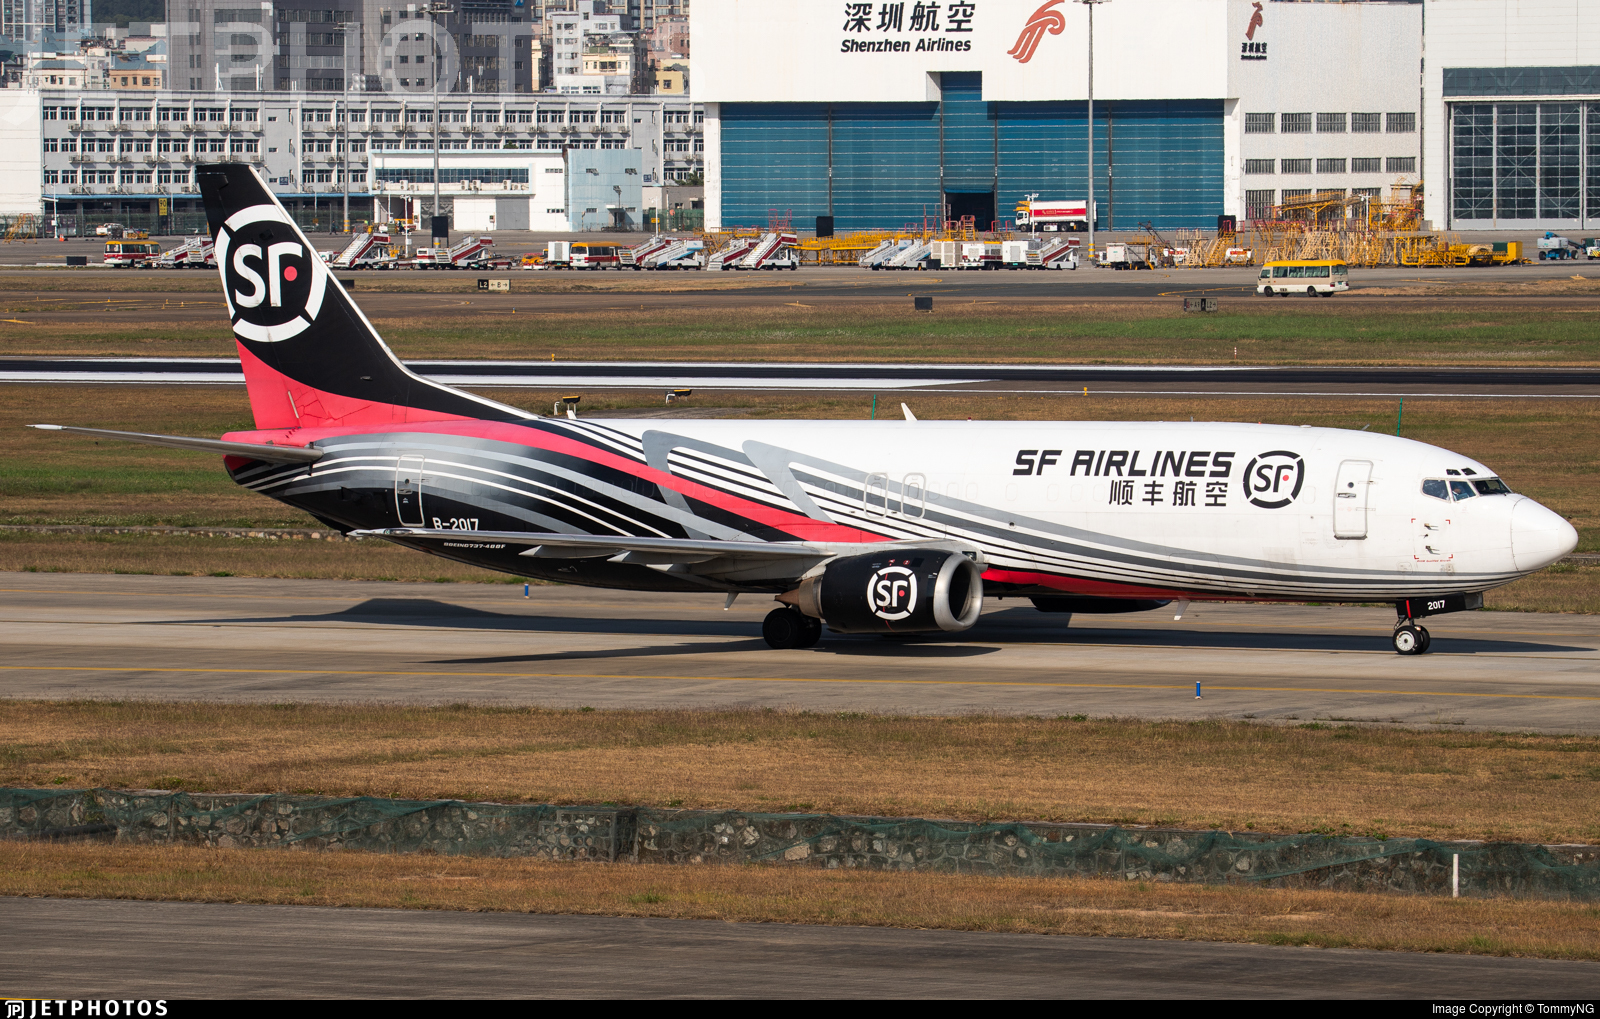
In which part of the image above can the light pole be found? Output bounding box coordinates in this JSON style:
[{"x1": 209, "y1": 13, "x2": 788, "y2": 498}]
[
  {"x1": 422, "y1": 1, "x2": 453, "y2": 237},
  {"x1": 1077, "y1": 0, "x2": 1108, "y2": 265}
]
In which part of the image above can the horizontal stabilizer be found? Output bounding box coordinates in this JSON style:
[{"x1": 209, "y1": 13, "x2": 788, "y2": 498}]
[
  {"x1": 355, "y1": 528, "x2": 832, "y2": 565},
  {"x1": 29, "y1": 424, "x2": 324, "y2": 463}
]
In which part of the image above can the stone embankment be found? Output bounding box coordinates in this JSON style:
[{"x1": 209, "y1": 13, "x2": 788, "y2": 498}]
[{"x1": 5, "y1": 788, "x2": 1598, "y2": 900}]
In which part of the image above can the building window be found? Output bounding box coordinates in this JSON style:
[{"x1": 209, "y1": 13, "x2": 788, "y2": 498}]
[
  {"x1": 1352, "y1": 157, "x2": 1382, "y2": 174},
  {"x1": 1316, "y1": 113, "x2": 1346, "y2": 133},
  {"x1": 1352, "y1": 187, "x2": 1382, "y2": 200},
  {"x1": 1280, "y1": 158, "x2": 1311, "y2": 174},
  {"x1": 1243, "y1": 159, "x2": 1274, "y2": 174},
  {"x1": 1280, "y1": 113, "x2": 1312, "y2": 134},
  {"x1": 44, "y1": 170, "x2": 59, "y2": 185},
  {"x1": 1280, "y1": 188, "x2": 1312, "y2": 201},
  {"x1": 1387, "y1": 156, "x2": 1417, "y2": 174},
  {"x1": 1387, "y1": 112, "x2": 1416, "y2": 133},
  {"x1": 1316, "y1": 158, "x2": 1346, "y2": 174},
  {"x1": 1245, "y1": 189, "x2": 1275, "y2": 219},
  {"x1": 1243, "y1": 113, "x2": 1275, "y2": 134},
  {"x1": 1351, "y1": 112, "x2": 1381, "y2": 134}
]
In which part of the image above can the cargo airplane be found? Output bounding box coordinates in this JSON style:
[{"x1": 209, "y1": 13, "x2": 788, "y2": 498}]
[{"x1": 33, "y1": 165, "x2": 1579, "y2": 654}]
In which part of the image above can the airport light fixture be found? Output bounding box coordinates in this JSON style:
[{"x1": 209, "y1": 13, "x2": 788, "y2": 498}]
[
  {"x1": 422, "y1": 2, "x2": 454, "y2": 224},
  {"x1": 1077, "y1": 0, "x2": 1109, "y2": 264}
]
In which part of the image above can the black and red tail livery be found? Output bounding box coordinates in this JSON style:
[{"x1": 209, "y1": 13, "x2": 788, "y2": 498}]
[{"x1": 198, "y1": 163, "x2": 533, "y2": 430}]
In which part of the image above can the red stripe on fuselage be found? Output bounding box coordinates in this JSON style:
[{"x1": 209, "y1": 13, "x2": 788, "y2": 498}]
[
  {"x1": 223, "y1": 417, "x2": 886, "y2": 543},
  {"x1": 980, "y1": 567, "x2": 1257, "y2": 602},
  {"x1": 236, "y1": 342, "x2": 477, "y2": 430}
]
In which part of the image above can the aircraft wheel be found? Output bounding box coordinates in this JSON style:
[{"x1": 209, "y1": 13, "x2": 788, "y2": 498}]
[
  {"x1": 1416, "y1": 626, "x2": 1432, "y2": 654},
  {"x1": 1393, "y1": 624, "x2": 1425, "y2": 655},
  {"x1": 799, "y1": 615, "x2": 823, "y2": 648},
  {"x1": 762, "y1": 607, "x2": 810, "y2": 649}
]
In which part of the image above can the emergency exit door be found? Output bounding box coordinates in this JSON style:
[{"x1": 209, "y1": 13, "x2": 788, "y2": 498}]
[
  {"x1": 1333, "y1": 460, "x2": 1372, "y2": 539},
  {"x1": 395, "y1": 455, "x2": 426, "y2": 526}
]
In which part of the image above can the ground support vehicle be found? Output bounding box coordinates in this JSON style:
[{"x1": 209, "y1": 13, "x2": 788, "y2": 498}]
[
  {"x1": 567, "y1": 243, "x2": 623, "y2": 270},
  {"x1": 736, "y1": 231, "x2": 799, "y2": 270},
  {"x1": 1257, "y1": 259, "x2": 1349, "y2": 296},
  {"x1": 860, "y1": 239, "x2": 913, "y2": 269},
  {"x1": 1037, "y1": 237, "x2": 1080, "y2": 269},
  {"x1": 1001, "y1": 240, "x2": 1033, "y2": 269},
  {"x1": 413, "y1": 236, "x2": 497, "y2": 270},
  {"x1": 103, "y1": 240, "x2": 161, "y2": 267},
  {"x1": 541, "y1": 241, "x2": 571, "y2": 269},
  {"x1": 622, "y1": 236, "x2": 673, "y2": 269},
  {"x1": 331, "y1": 233, "x2": 396, "y2": 270},
  {"x1": 707, "y1": 237, "x2": 758, "y2": 270},
  {"x1": 1537, "y1": 232, "x2": 1580, "y2": 260},
  {"x1": 1014, "y1": 198, "x2": 1089, "y2": 233},
  {"x1": 950, "y1": 242, "x2": 1001, "y2": 270},
  {"x1": 153, "y1": 236, "x2": 215, "y2": 269},
  {"x1": 1096, "y1": 243, "x2": 1150, "y2": 270},
  {"x1": 884, "y1": 240, "x2": 930, "y2": 269},
  {"x1": 643, "y1": 238, "x2": 705, "y2": 269}
]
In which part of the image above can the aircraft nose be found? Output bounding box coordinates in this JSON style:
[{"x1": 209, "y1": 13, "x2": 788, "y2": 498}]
[{"x1": 1511, "y1": 498, "x2": 1579, "y2": 572}]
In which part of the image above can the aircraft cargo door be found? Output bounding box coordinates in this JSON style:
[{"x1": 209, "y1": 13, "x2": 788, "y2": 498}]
[
  {"x1": 1333, "y1": 460, "x2": 1372, "y2": 539},
  {"x1": 396, "y1": 455, "x2": 426, "y2": 526}
]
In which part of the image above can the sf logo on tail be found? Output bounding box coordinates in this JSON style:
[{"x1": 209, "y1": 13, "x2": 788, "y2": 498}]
[
  {"x1": 868, "y1": 565, "x2": 918, "y2": 620},
  {"x1": 216, "y1": 204, "x2": 327, "y2": 344}
]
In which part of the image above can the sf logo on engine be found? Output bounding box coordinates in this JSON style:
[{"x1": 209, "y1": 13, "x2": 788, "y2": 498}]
[
  {"x1": 1242, "y1": 449, "x2": 1305, "y2": 509},
  {"x1": 216, "y1": 204, "x2": 327, "y2": 344},
  {"x1": 868, "y1": 565, "x2": 918, "y2": 621}
]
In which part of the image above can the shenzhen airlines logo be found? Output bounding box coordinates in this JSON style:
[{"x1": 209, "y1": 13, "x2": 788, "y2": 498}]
[
  {"x1": 1008, "y1": 0, "x2": 1065, "y2": 64},
  {"x1": 1241, "y1": 2, "x2": 1267, "y2": 61},
  {"x1": 1242, "y1": 450, "x2": 1305, "y2": 509},
  {"x1": 868, "y1": 565, "x2": 918, "y2": 621},
  {"x1": 216, "y1": 203, "x2": 327, "y2": 344}
]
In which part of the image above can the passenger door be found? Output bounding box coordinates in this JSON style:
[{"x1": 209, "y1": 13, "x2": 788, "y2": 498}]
[
  {"x1": 395, "y1": 454, "x2": 426, "y2": 526},
  {"x1": 1332, "y1": 460, "x2": 1372, "y2": 539}
]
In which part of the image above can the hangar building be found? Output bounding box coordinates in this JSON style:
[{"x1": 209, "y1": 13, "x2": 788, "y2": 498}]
[{"x1": 694, "y1": 0, "x2": 1424, "y2": 232}]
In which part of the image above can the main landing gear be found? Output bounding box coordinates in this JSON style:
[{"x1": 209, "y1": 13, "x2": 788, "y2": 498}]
[
  {"x1": 1393, "y1": 618, "x2": 1432, "y2": 655},
  {"x1": 763, "y1": 607, "x2": 822, "y2": 650}
]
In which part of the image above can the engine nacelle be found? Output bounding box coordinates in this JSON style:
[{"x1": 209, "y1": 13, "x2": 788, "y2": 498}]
[{"x1": 792, "y1": 549, "x2": 984, "y2": 635}]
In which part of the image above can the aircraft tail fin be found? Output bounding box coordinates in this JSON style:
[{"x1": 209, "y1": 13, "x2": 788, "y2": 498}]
[{"x1": 197, "y1": 163, "x2": 533, "y2": 430}]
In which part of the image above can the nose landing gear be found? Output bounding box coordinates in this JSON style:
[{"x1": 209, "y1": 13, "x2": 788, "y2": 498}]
[{"x1": 1393, "y1": 620, "x2": 1432, "y2": 655}]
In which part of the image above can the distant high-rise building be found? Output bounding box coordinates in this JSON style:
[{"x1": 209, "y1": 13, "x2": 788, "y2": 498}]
[{"x1": 2, "y1": 0, "x2": 92, "y2": 44}]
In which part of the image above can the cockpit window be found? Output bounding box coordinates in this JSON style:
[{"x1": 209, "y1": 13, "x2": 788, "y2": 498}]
[
  {"x1": 1449, "y1": 480, "x2": 1478, "y2": 500},
  {"x1": 1473, "y1": 478, "x2": 1513, "y2": 496},
  {"x1": 1422, "y1": 479, "x2": 1449, "y2": 500}
]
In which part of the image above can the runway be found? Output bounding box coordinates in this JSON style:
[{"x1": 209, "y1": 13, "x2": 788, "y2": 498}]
[
  {"x1": 4, "y1": 356, "x2": 1599, "y2": 397},
  {"x1": 1, "y1": 573, "x2": 1595, "y2": 732},
  {"x1": 3, "y1": 897, "x2": 1595, "y2": 998}
]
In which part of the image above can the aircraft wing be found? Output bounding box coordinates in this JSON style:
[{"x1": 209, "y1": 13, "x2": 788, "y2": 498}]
[
  {"x1": 29, "y1": 424, "x2": 324, "y2": 464},
  {"x1": 353, "y1": 528, "x2": 836, "y2": 566}
]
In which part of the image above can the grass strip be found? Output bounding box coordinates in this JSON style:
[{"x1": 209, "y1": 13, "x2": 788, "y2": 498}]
[
  {"x1": 4, "y1": 841, "x2": 1597, "y2": 959},
  {"x1": 5, "y1": 300, "x2": 1600, "y2": 363},
  {"x1": 4, "y1": 703, "x2": 1598, "y2": 845}
]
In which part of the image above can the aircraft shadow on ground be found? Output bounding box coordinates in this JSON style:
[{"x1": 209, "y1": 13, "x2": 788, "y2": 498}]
[{"x1": 173, "y1": 599, "x2": 1593, "y2": 657}]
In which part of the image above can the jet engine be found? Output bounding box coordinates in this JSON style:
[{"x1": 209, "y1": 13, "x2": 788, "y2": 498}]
[{"x1": 789, "y1": 549, "x2": 984, "y2": 634}]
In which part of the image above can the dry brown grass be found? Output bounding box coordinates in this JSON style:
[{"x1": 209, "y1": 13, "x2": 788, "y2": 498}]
[
  {"x1": 0, "y1": 531, "x2": 514, "y2": 582},
  {"x1": 5, "y1": 703, "x2": 1598, "y2": 844},
  {"x1": 4, "y1": 841, "x2": 1597, "y2": 958}
]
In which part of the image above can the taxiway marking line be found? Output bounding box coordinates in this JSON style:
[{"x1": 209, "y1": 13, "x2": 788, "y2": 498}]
[{"x1": 1, "y1": 664, "x2": 1597, "y2": 701}]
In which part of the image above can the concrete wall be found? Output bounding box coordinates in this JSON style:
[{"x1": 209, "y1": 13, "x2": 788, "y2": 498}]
[{"x1": 0, "y1": 90, "x2": 43, "y2": 216}]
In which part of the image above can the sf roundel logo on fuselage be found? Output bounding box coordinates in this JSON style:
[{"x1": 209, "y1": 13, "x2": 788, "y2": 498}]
[
  {"x1": 1242, "y1": 450, "x2": 1305, "y2": 509},
  {"x1": 867, "y1": 565, "x2": 918, "y2": 621},
  {"x1": 215, "y1": 204, "x2": 327, "y2": 344}
]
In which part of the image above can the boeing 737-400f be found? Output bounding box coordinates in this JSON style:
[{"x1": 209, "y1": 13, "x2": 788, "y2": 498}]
[{"x1": 33, "y1": 165, "x2": 1579, "y2": 654}]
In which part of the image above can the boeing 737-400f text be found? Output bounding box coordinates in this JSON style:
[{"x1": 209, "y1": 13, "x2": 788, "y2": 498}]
[{"x1": 32, "y1": 165, "x2": 1579, "y2": 654}]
